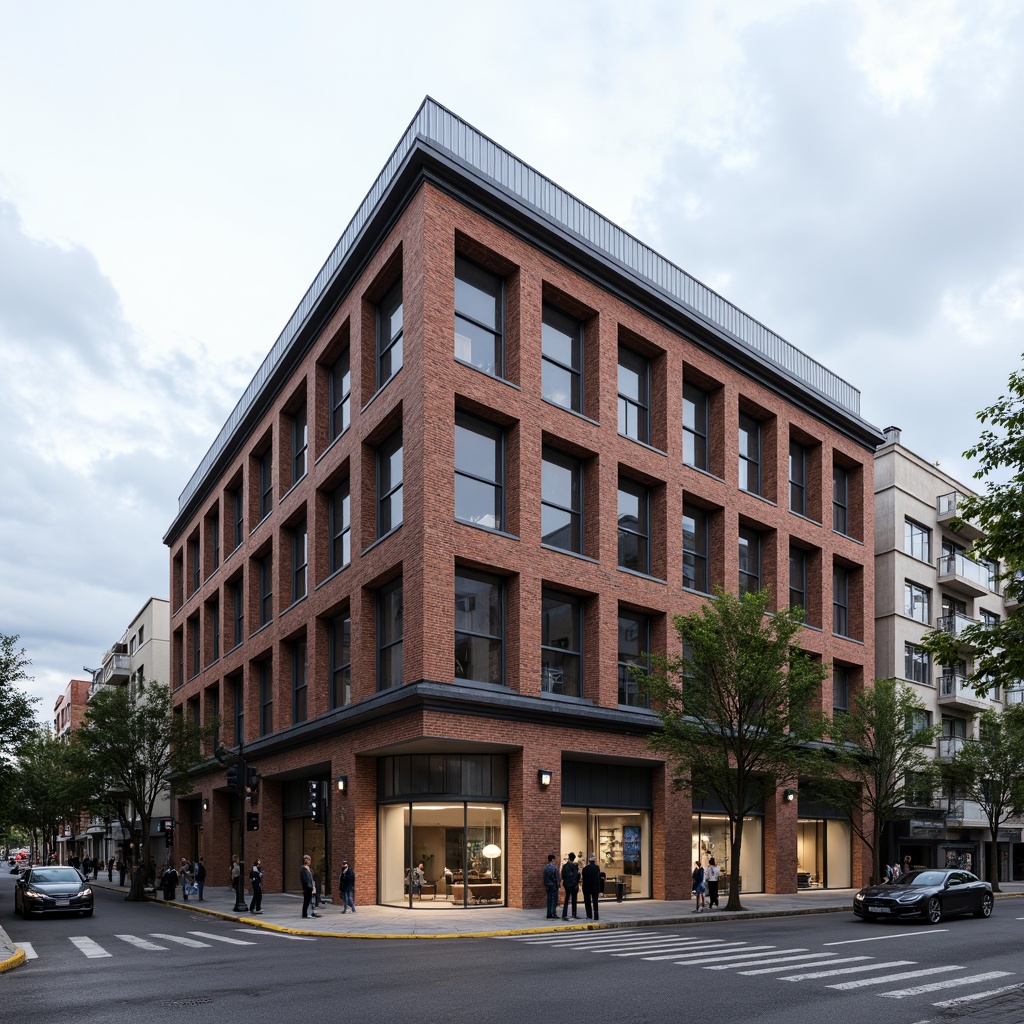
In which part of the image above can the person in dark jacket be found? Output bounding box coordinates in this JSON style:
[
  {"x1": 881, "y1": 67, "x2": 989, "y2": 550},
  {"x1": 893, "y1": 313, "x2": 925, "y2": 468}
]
[
  {"x1": 107, "y1": 858, "x2": 114, "y2": 882},
  {"x1": 117, "y1": 857, "x2": 126, "y2": 886},
  {"x1": 542, "y1": 854, "x2": 560, "y2": 919},
  {"x1": 195, "y1": 857, "x2": 206, "y2": 901},
  {"x1": 300, "y1": 855, "x2": 319, "y2": 918},
  {"x1": 249, "y1": 858, "x2": 264, "y2": 913},
  {"x1": 692, "y1": 860, "x2": 706, "y2": 913},
  {"x1": 339, "y1": 860, "x2": 356, "y2": 913},
  {"x1": 161, "y1": 863, "x2": 178, "y2": 901},
  {"x1": 561, "y1": 852, "x2": 580, "y2": 920},
  {"x1": 581, "y1": 854, "x2": 602, "y2": 920}
]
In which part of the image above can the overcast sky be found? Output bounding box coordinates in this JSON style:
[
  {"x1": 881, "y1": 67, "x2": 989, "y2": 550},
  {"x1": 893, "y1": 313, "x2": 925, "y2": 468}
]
[{"x1": 2, "y1": 0, "x2": 1022, "y2": 716}]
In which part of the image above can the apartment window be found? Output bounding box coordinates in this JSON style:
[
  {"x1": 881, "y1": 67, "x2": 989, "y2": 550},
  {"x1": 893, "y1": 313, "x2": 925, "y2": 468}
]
[
  {"x1": 454, "y1": 255, "x2": 504, "y2": 377},
  {"x1": 189, "y1": 616, "x2": 200, "y2": 678},
  {"x1": 910, "y1": 708, "x2": 933, "y2": 736},
  {"x1": 789, "y1": 546, "x2": 807, "y2": 613},
  {"x1": 682, "y1": 503, "x2": 709, "y2": 593},
  {"x1": 981, "y1": 609, "x2": 1000, "y2": 627},
  {"x1": 211, "y1": 599, "x2": 220, "y2": 662},
  {"x1": 738, "y1": 414, "x2": 761, "y2": 495},
  {"x1": 541, "y1": 304, "x2": 583, "y2": 412},
  {"x1": 617, "y1": 347, "x2": 650, "y2": 444},
  {"x1": 190, "y1": 537, "x2": 200, "y2": 593},
  {"x1": 231, "y1": 675, "x2": 243, "y2": 745},
  {"x1": 541, "y1": 590, "x2": 582, "y2": 697},
  {"x1": 738, "y1": 526, "x2": 761, "y2": 596},
  {"x1": 377, "y1": 278, "x2": 403, "y2": 388},
  {"x1": 617, "y1": 611, "x2": 650, "y2": 708},
  {"x1": 291, "y1": 404, "x2": 308, "y2": 485},
  {"x1": 541, "y1": 447, "x2": 582, "y2": 553},
  {"x1": 329, "y1": 480, "x2": 351, "y2": 574},
  {"x1": 904, "y1": 581, "x2": 930, "y2": 624},
  {"x1": 329, "y1": 349, "x2": 351, "y2": 441},
  {"x1": 454, "y1": 569, "x2": 503, "y2": 685},
  {"x1": 377, "y1": 579, "x2": 403, "y2": 690},
  {"x1": 291, "y1": 519, "x2": 308, "y2": 603},
  {"x1": 211, "y1": 513, "x2": 220, "y2": 571},
  {"x1": 833, "y1": 566, "x2": 850, "y2": 637},
  {"x1": 258, "y1": 448, "x2": 273, "y2": 521},
  {"x1": 376, "y1": 429, "x2": 403, "y2": 537},
  {"x1": 138, "y1": 625, "x2": 144, "y2": 645},
  {"x1": 789, "y1": 442, "x2": 807, "y2": 516},
  {"x1": 292, "y1": 640, "x2": 307, "y2": 724},
  {"x1": 617, "y1": 480, "x2": 650, "y2": 574},
  {"x1": 683, "y1": 383, "x2": 710, "y2": 471},
  {"x1": 833, "y1": 666, "x2": 850, "y2": 716},
  {"x1": 905, "y1": 642, "x2": 930, "y2": 684},
  {"x1": 904, "y1": 518, "x2": 931, "y2": 563},
  {"x1": 329, "y1": 613, "x2": 351, "y2": 709},
  {"x1": 259, "y1": 661, "x2": 273, "y2": 737},
  {"x1": 833, "y1": 465, "x2": 849, "y2": 535},
  {"x1": 455, "y1": 413, "x2": 503, "y2": 530},
  {"x1": 232, "y1": 488, "x2": 244, "y2": 550},
  {"x1": 259, "y1": 552, "x2": 273, "y2": 626},
  {"x1": 232, "y1": 578, "x2": 244, "y2": 647}
]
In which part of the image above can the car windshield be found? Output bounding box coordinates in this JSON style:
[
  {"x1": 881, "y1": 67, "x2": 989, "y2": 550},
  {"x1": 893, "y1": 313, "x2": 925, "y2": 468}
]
[
  {"x1": 28, "y1": 868, "x2": 83, "y2": 884},
  {"x1": 900, "y1": 870, "x2": 946, "y2": 886}
]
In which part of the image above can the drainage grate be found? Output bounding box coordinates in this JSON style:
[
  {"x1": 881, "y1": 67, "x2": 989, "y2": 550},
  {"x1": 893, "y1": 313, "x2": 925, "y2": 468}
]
[{"x1": 163, "y1": 998, "x2": 214, "y2": 1008}]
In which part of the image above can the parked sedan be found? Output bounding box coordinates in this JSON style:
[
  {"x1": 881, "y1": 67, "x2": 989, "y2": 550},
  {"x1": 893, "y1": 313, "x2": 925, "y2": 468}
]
[
  {"x1": 853, "y1": 868, "x2": 993, "y2": 924},
  {"x1": 14, "y1": 866, "x2": 94, "y2": 918}
]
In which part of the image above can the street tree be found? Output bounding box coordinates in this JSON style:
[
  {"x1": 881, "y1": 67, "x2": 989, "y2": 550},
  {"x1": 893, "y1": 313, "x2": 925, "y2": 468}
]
[
  {"x1": 0, "y1": 633, "x2": 38, "y2": 842},
  {"x1": 77, "y1": 677, "x2": 207, "y2": 900},
  {"x1": 639, "y1": 588, "x2": 828, "y2": 911},
  {"x1": 822, "y1": 678, "x2": 941, "y2": 884},
  {"x1": 944, "y1": 704, "x2": 1024, "y2": 892}
]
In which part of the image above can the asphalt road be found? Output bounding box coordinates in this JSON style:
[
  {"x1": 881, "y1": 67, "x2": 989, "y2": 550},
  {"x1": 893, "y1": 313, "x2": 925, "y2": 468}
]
[{"x1": 3, "y1": 871, "x2": 1023, "y2": 1023}]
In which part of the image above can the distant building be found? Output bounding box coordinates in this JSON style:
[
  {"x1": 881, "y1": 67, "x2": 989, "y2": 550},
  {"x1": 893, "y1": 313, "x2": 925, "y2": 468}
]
[
  {"x1": 166, "y1": 99, "x2": 883, "y2": 906},
  {"x1": 874, "y1": 426, "x2": 1024, "y2": 880},
  {"x1": 53, "y1": 677, "x2": 90, "y2": 741}
]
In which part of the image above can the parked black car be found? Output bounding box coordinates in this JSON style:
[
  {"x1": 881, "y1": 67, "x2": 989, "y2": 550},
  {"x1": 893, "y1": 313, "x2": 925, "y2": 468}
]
[
  {"x1": 853, "y1": 869, "x2": 993, "y2": 924},
  {"x1": 14, "y1": 866, "x2": 94, "y2": 918}
]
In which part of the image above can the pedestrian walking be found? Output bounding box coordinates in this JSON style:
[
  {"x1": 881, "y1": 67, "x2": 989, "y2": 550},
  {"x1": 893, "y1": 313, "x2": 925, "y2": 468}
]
[
  {"x1": 230, "y1": 854, "x2": 242, "y2": 906},
  {"x1": 581, "y1": 854, "x2": 601, "y2": 920},
  {"x1": 542, "y1": 854, "x2": 560, "y2": 919},
  {"x1": 249, "y1": 858, "x2": 264, "y2": 913},
  {"x1": 561, "y1": 852, "x2": 580, "y2": 920},
  {"x1": 161, "y1": 862, "x2": 178, "y2": 901},
  {"x1": 692, "y1": 860, "x2": 706, "y2": 912},
  {"x1": 339, "y1": 860, "x2": 356, "y2": 913},
  {"x1": 179, "y1": 858, "x2": 194, "y2": 901},
  {"x1": 195, "y1": 857, "x2": 206, "y2": 901},
  {"x1": 117, "y1": 857, "x2": 126, "y2": 886},
  {"x1": 705, "y1": 857, "x2": 720, "y2": 909},
  {"x1": 300, "y1": 854, "x2": 319, "y2": 918},
  {"x1": 107, "y1": 857, "x2": 114, "y2": 882}
]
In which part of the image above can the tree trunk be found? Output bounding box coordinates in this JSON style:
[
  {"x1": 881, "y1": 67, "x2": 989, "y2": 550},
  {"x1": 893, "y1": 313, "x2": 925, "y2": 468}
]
[
  {"x1": 125, "y1": 812, "x2": 151, "y2": 901},
  {"x1": 987, "y1": 824, "x2": 1001, "y2": 894},
  {"x1": 725, "y1": 818, "x2": 746, "y2": 911}
]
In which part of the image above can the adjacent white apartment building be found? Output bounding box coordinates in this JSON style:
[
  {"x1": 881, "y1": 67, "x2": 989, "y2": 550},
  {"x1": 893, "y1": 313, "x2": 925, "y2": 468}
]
[{"x1": 875, "y1": 426, "x2": 1024, "y2": 882}]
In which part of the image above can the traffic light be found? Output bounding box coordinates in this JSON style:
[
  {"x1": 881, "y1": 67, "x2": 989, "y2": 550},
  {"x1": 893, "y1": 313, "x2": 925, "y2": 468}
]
[
  {"x1": 165, "y1": 824, "x2": 174, "y2": 848},
  {"x1": 246, "y1": 812, "x2": 260, "y2": 832},
  {"x1": 246, "y1": 766, "x2": 260, "y2": 802},
  {"x1": 226, "y1": 765, "x2": 239, "y2": 790},
  {"x1": 307, "y1": 780, "x2": 324, "y2": 823}
]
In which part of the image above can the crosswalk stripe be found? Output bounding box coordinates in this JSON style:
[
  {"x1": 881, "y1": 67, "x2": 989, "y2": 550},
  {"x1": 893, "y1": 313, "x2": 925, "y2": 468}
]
[
  {"x1": 187, "y1": 931, "x2": 257, "y2": 946},
  {"x1": 933, "y1": 982, "x2": 1024, "y2": 1007},
  {"x1": 880, "y1": 972, "x2": 1014, "y2": 999},
  {"x1": 609, "y1": 940, "x2": 733, "y2": 957},
  {"x1": 69, "y1": 936, "x2": 111, "y2": 958},
  {"x1": 16, "y1": 943, "x2": 37, "y2": 960},
  {"x1": 517, "y1": 931, "x2": 668, "y2": 944},
  {"x1": 150, "y1": 933, "x2": 211, "y2": 948},
  {"x1": 534, "y1": 934, "x2": 685, "y2": 949},
  {"x1": 738, "y1": 955, "x2": 870, "y2": 976},
  {"x1": 781, "y1": 960, "x2": 916, "y2": 981},
  {"x1": 116, "y1": 934, "x2": 168, "y2": 951},
  {"x1": 641, "y1": 942, "x2": 754, "y2": 961},
  {"x1": 672, "y1": 946, "x2": 781, "y2": 966},
  {"x1": 828, "y1": 965, "x2": 963, "y2": 990},
  {"x1": 234, "y1": 929, "x2": 316, "y2": 941},
  {"x1": 706, "y1": 952, "x2": 831, "y2": 970},
  {"x1": 824, "y1": 930, "x2": 948, "y2": 945}
]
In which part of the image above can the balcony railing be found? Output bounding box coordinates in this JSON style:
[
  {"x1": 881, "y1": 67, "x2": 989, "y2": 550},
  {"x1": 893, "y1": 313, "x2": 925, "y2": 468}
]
[
  {"x1": 102, "y1": 653, "x2": 131, "y2": 684},
  {"x1": 1006, "y1": 688, "x2": 1024, "y2": 706},
  {"x1": 938, "y1": 736, "x2": 966, "y2": 758},
  {"x1": 939, "y1": 672, "x2": 989, "y2": 711},
  {"x1": 936, "y1": 491, "x2": 983, "y2": 540},
  {"x1": 936, "y1": 612, "x2": 978, "y2": 640},
  {"x1": 936, "y1": 552, "x2": 998, "y2": 595}
]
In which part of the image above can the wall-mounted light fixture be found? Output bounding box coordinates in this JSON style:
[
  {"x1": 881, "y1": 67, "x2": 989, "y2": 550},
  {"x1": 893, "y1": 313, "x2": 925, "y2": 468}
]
[
  {"x1": 538, "y1": 769, "x2": 553, "y2": 788},
  {"x1": 202, "y1": 798, "x2": 209, "y2": 812},
  {"x1": 336, "y1": 775, "x2": 348, "y2": 794},
  {"x1": 782, "y1": 788, "x2": 796, "y2": 803}
]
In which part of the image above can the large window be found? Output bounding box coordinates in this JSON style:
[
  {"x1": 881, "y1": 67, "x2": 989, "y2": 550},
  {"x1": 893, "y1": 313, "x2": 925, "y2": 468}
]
[
  {"x1": 329, "y1": 480, "x2": 351, "y2": 574},
  {"x1": 618, "y1": 611, "x2": 650, "y2": 708},
  {"x1": 617, "y1": 480, "x2": 650, "y2": 574},
  {"x1": 905, "y1": 581, "x2": 930, "y2": 623},
  {"x1": 738, "y1": 526, "x2": 761, "y2": 595},
  {"x1": 211, "y1": 513, "x2": 220, "y2": 572},
  {"x1": 682, "y1": 503, "x2": 709, "y2": 593},
  {"x1": 541, "y1": 447, "x2": 582, "y2": 553},
  {"x1": 189, "y1": 616, "x2": 200, "y2": 678},
  {"x1": 232, "y1": 578, "x2": 244, "y2": 647},
  {"x1": 377, "y1": 429, "x2": 404, "y2": 537},
  {"x1": 258, "y1": 552, "x2": 273, "y2": 627},
  {"x1": 617, "y1": 347, "x2": 650, "y2": 443},
  {"x1": 541, "y1": 304, "x2": 583, "y2": 412},
  {"x1": 259, "y1": 661, "x2": 272, "y2": 737},
  {"x1": 454, "y1": 256, "x2": 504, "y2": 377},
  {"x1": 190, "y1": 537, "x2": 200, "y2": 594},
  {"x1": 291, "y1": 520, "x2": 307, "y2": 603},
  {"x1": 329, "y1": 612, "x2": 351, "y2": 709},
  {"x1": 291, "y1": 404, "x2": 308, "y2": 485},
  {"x1": 833, "y1": 666, "x2": 850, "y2": 716},
  {"x1": 833, "y1": 464, "x2": 849, "y2": 535},
  {"x1": 905, "y1": 642, "x2": 930, "y2": 684},
  {"x1": 541, "y1": 590, "x2": 582, "y2": 697},
  {"x1": 231, "y1": 674, "x2": 243, "y2": 745},
  {"x1": 210, "y1": 599, "x2": 220, "y2": 662},
  {"x1": 232, "y1": 487, "x2": 244, "y2": 550},
  {"x1": 292, "y1": 640, "x2": 307, "y2": 724},
  {"x1": 683, "y1": 383, "x2": 710, "y2": 471},
  {"x1": 329, "y1": 348, "x2": 351, "y2": 441},
  {"x1": 454, "y1": 570, "x2": 503, "y2": 685},
  {"x1": 258, "y1": 447, "x2": 273, "y2": 521},
  {"x1": 377, "y1": 579, "x2": 403, "y2": 690},
  {"x1": 455, "y1": 413, "x2": 503, "y2": 530},
  {"x1": 738, "y1": 414, "x2": 761, "y2": 495},
  {"x1": 790, "y1": 546, "x2": 807, "y2": 613},
  {"x1": 833, "y1": 566, "x2": 850, "y2": 638},
  {"x1": 789, "y1": 441, "x2": 807, "y2": 516},
  {"x1": 377, "y1": 279, "x2": 404, "y2": 388},
  {"x1": 904, "y1": 518, "x2": 931, "y2": 563}
]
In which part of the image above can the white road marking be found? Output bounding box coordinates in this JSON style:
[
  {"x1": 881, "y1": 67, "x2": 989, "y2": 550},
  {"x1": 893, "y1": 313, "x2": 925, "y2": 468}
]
[
  {"x1": 781, "y1": 960, "x2": 917, "y2": 981},
  {"x1": 739, "y1": 955, "x2": 871, "y2": 976},
  {"x1": 517, "y1": 931, "x2": 668, "y2": 944},
  {"x1": 706, "y1": 952, "x2": 834, "y2": 971},
  {"x1": 640, "y1": 942, "x2": 753, "y2": 961},
  {"x1": 825, "y1": 930, "x2": 948, "y2": 945},
  {"x1": 828, "y1": 965, "x2": 963, "y2": 990},
  {"x1": 187, "y1": 931, "x2": 257, "y2": 945},
  {"x1": 880, "y1": 972, "x2": 1014, "y2": 999},
  {"x1": 69, "y1": 936, "x2": 111, "y2": 958},
  {"x1": 150, "y1": 933, "x2": 210, "y2": 948},
  {"x1": 234, "y1": 928, "x2": 316, "y2": 941},
  {"x1": 933, "y1": 982, "x2": 1024, "y2": 1007},
  {"x1": 608, "y1": 939, "x2": 731, "y2": 957},
  {"x1": 16, "y1": 943, "x2": 37, "y2": 960},
  {"x1": 116, "y1": 934, "x2": 168, "y2": 951},
  {"x1": 672, "y1": 946, "x2": 782, "y2": 966}
]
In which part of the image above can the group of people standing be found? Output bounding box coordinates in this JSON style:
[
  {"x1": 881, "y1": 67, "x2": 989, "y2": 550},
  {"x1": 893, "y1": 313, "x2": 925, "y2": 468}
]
[
  {"x1": 885, "y1": 855, "x2": 915, "y2": 883},
  {"x1": 161, "y1": 857, "x2": 207, "y2": 901},
  {"x1": 543, "y1": 852, "x2": 604, "y2": 921},
  {"x1": 691, "y1": 857, "x2": 721, "y2": 912}
]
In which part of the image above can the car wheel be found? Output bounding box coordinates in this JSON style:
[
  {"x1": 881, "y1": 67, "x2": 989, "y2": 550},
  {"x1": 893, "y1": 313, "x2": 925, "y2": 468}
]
[
  {"x1": 926, "y1": 897, "x2": 942, "y2": 924},
  {"x1": 975, "y1": 894, "x2": 993, "y2": 918}
]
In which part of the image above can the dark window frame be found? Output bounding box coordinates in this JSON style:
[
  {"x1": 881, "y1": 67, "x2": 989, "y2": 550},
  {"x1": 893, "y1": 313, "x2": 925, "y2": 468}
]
[
  {"x1": 833, "y1": 565, "x2": 850, "y2": 637},
  {"x1": 683, "y1": 382, "x2": 710, "y2": 471},
  {"x1": 376, "y1": 429, "x2": 404, "y2": 537},
  {"x1": 682, "y1": 503, "x2": 710, "y2": 594},
  {"x1": 904, "y1": 518, "x2": 931, "y2": 563},
  {"x1": 833, "y1": 464, "x2": 849, "y2": 535},
  {"x1": 291, "y1": 519, "x2": 308, "y2": 603},
  {"x1": 377, "y1": 578, "x2": 403, "y2": 691},
  {"x1": 738, "y1": 525, "x2": 761, "y2": 595},
  {"x1": 329, "y1": 348, "x2": 351, "y2": 441},
  {"x1": 541, "y1": 447, "x2": 583, "y2": 553},
  {"x1": 541, "y1": 589, "x2": 583, "y2": 698},
  {"x1": 259, "y1": 660, "x2": 273, "y2": 737},
  {"x1": 454, "y1": 255, "x2": 505, "y2": 378},
  {"x1": 454, "y1": 568, "x2": 505, "y2": 686},
  {"x1": 789, "y1": 545, "x2": 808, "y2": 613},
  {"x1": 617, "y1": 478, "x2": 650, "y2": 574},
  {"x1": 454, "y1": 412, "x2": 504, "y2": 531},
  {"x1": 258, "y1": 447, "x2": 273, "y2": 521},
  {"x1": 328, "y1": 479, "x2": 351, "y2": 574},
  {"x1": 291, "y1": 403, "x2": 308, "y2": 486},
  {"x1": 376, "y1": 278, "x2": 404, "y2": 389},
  {"x1": 259, "y1": 552, "x2": 273, "y2": 627},
  {"x1": 292, "y1": 639, "x2": 308, "y2": 724},
  {"x1": 738, "y1": 413, "x2": 761, "y2": 495},
  {"x1": 789, "y1": 441, "x2": 807, "y2": 515},
  {"x1": 329, "y1": 612, "x2": 351, "y2": 709},
  {"x1": 540, "y1": 303, "x2": 583, "y2": 413},
  {"x1": 617, "y1": 610, "x2": 650, "y2": 708},
  {"x1": 617, "y1": 345, "x2": 650, "y2": 444}
]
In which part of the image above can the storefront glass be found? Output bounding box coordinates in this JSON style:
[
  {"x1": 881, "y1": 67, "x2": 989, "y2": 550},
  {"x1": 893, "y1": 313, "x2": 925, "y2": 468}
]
[
  {"x1": 558, "y1": 808, "x2": 650, "y2": 898},
  {"x1": 691, "y1": 813, "x2": 763, "y2": 893},
  {"x1": 796, "y1": 819, "x2": 851, "y2": 888}
]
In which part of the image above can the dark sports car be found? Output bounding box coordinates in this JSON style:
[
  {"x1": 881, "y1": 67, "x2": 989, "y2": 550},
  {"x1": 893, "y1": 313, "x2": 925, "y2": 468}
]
[
  {"x1": 14, "y1": 866, "x2": 94, "y2": 918},
  {"x1": 853, "y1": 868, "x2": 992, "y2": 924}
]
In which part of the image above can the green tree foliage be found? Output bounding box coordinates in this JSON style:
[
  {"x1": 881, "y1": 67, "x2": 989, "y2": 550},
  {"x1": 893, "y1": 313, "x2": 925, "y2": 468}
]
[
  {"x1": 639, "y1": 589, "x2": 828, "y2": 910},
  {"x1": 823, "y1": 678, "x2": 941, "y2": 884},
  {"x1": 944, "y1": 704, "x2": 1024, "y2": 893},
  {"x1": 0, "y1": 633, "x2": 38, "y2": 839}
]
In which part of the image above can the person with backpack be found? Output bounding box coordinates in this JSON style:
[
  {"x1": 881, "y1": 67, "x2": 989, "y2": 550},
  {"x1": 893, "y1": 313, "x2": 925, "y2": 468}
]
[{"x1": 561, "y1": 852, "x2": 580, "y2": 920}]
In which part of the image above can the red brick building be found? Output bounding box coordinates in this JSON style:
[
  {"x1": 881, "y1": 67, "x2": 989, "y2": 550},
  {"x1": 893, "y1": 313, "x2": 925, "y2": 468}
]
[{"x1": 165, "y1": 99, "x2": 883, "y2": 908}]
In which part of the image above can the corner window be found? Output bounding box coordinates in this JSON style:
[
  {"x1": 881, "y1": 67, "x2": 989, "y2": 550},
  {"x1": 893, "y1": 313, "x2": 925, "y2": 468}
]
[
  {"x1": 454, "y1": 569, "x2": 504, "y2": 685},
  {"x1": 833, "y1": 464, "x2": 849, "y2": 535},
  {"x1": 377, "y1": 279, "x2": 404, "y2": 388},
  {"x1": 683, "y1": 383, "x2": 710, "y2": 471},
  {"x1": 541, "y1": 590, "x2": 582, "y2": 697},
  {"x1": 904, "y1": 581, "x2": 930, "y2": 624},
  {"x1": 682, "y1": 504, "x2": 709, "y2": 593},
  {"x1": 377, "y1": 579, "x2": 403, "y2": 690},
  {"x1": 541, "y1": 304, "x2": 583, "y2": 412},
  {"x1": 617, "y1": 480, "x2": 650, "y2": 574},
  {"x1": 376, "y1": 429, "x2": 404, "y2": 537},
  {"x1": 455, "y1": 413, "x2": 503, "y2": 530},
  {"x1": 291, "y1": 519, "x2": 307, "y2": 603},
  {"x1": 292, "y1": 640, "x2": 307, "y2": 724},
  {"x1": 541, "y1": 447, "x2": 583, "y2": 553},
  {"x1": 789, "y1": 441, "x2": 807, "y2": 515},
  {"x1": 738, "y1": 414, "x2": 761, "y2": 495},
  {"x1": 329, "y1": 480, "x2": 351, "y2": 574},
  {"x1": 329, "y1": 349, "x2": 351, "y2": 441},
  {"x1": 454, "y1": 256, "x2": 504, "y2": 377},
  {"x1": 618, "y1": 611, "x2": 650, "y2": 708},
  {"x1": 904, "y1": 518, "x2": 931, "y2": 563},
  {"x1": 738, "y1": 526, "x2": 761, "y2": 595},
  {"x1": 617, "y1": 347, "x2": 650, "y2": 443},
  {"x1": 329, "y1": 613, "x2": 351, "y2": 709}
]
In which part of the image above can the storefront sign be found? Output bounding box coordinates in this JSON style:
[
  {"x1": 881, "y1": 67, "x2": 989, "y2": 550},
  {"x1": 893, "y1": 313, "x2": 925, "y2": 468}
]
[
  {"x1": 910, "y1": 821, "x2": 945, "y2": 838},
  {"x1": 996, "y1": 829, "x2": 1022, "y2": 843}
]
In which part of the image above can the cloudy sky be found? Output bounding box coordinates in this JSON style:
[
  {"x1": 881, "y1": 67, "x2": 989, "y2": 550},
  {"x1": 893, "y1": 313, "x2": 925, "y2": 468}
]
[{"x1": 2, "y1": 0, "x2": 1022, "y2": 715}]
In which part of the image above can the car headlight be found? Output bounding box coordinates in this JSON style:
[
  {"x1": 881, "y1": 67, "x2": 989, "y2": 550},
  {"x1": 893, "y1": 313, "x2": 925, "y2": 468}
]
[
  {"x1": 854, "y1": 892, "x2": 864, "y2": 901},
  {"x1": 77, "y1": 888, "x2": 92, "y2": 899},
  {"x1": 24, "y1": 889, "x2": 47, "y2": 899},
  {"x1": 895, "y1": 891, "x2": 923, "y2": 902}
]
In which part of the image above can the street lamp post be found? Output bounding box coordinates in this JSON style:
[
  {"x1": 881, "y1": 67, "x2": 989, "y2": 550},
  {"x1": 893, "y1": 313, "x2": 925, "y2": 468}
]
[{"x1": 215, "y1": 736, "x2": 253, "y2": 913}]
